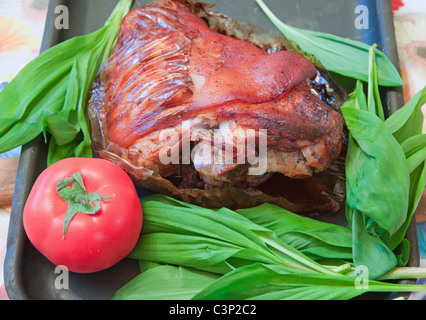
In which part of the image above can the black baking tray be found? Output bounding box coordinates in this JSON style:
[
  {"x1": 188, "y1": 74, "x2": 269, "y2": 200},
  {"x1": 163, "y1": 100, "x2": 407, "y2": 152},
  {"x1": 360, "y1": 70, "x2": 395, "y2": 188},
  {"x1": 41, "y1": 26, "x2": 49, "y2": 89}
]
[{"x1": 4, "y1": 0, "x2": 419, "y2": 300}]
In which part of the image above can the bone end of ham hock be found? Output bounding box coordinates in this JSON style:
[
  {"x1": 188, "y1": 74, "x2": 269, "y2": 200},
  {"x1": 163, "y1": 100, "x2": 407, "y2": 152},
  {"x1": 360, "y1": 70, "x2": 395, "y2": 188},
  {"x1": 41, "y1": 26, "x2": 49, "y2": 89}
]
[{"x1": 88, "y1": 0, "x2": 346, "y2": 214}]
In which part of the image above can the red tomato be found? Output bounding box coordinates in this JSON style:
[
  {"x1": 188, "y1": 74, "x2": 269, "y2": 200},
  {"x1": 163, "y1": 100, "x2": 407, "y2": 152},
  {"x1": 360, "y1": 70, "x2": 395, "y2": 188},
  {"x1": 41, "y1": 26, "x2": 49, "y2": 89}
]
[{"x1": 23, "y1": 157, "x2": 143, "y2": 273}]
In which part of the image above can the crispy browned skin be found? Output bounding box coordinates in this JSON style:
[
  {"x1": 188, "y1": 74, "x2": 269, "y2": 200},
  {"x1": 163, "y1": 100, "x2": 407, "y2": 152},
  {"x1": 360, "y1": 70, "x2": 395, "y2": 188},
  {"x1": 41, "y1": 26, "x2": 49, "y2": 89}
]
[{"x1": 90, "y1": 0, "x2": 344, "y2": 189}]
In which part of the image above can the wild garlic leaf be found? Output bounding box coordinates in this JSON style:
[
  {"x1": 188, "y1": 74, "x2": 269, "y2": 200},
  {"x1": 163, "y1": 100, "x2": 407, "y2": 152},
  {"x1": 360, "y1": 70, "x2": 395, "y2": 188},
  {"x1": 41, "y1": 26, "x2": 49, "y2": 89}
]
[
  {"x1": 192, "y1": 263, "x2": 426, "y2": 300},
  {"x1": 383, "y1": 160, "x2": 426, "y2": 251},
  {"x1": 256, "y1": 0, "x2": 404, "y2": 87},
  {"x1": 129, "y1": 232, "x2": 248, "y2": 274},
  {"x1": 385, "y1": 86, "x2": 426, "y2": 144},
  {"x1": 114, "y1": 262, "x2": 426, "y2": 300},
  {"x1": 402, "y1": 134, "x2": 426, "y2": 159},
  {"x1": 46, "y1": 37, "x2": 107, "y2": 165},
  {"x1": 0, "y1": 61, "x2": 71, "y2": 153},
  {"x1": 236, "y1": 203, "x2": 353, "y2": 260},
  {"x1": 341, "y1": 106, "x2": 410, "y2": 235},
  {"x1": 340, "y1": 46, "x2": 426, "y2": 279},
  {"x1": 135, "y1": 195, "x2": 341, "y2": 275},
  {"x1": 113, "y1": 265, "x2": 220, "y2": 300},
  {"x1": 350, "y1": 209, "x2": 398, "y2": 280},
  {"x1": 406, "y1": 143, "x2": 426, "y2": 174},
  {"x1": 378, "y1": 87, "x2": 426, "y2": 252},
  {"x1": 367, "y1": 45, "x2": 384, "y2": 120}
]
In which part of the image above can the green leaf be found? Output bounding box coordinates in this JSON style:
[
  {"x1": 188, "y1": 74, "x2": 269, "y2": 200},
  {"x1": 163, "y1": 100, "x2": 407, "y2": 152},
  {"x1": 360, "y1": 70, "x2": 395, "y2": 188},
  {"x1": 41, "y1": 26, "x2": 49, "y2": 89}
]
[
  {"x1": 255, "y1": 0, "x2": 404, "y2": 87},
  {"x1": 378, "y1": 90, "x2": 426, "y2": 251},
  {"x1": 342, "y1": 107, "x2": 410, "y2": 235},
  {"x1": 353, "y1": 79, "x2": 368, "y2": 111},
  {"x1": 406, "y1": 142, "x2": 426, "y2": 174},
  {"x1": 236, "y1": 203, "x2": 353, "y2": 260},
  {"x1": 112, "y1": 265, "x2": 220, "y2": 300},
  {"x1": 367, "y1": 45, "x2": 384, "y2": 120},
  {"x1": 130, "y1": 232, "x2": 244, "y2": 274},
  {"x1": 383, "y1": 161, "x2": 426, "y2": 251},
  {"x1": 386, "y1": 87, "x2": 426, "y2": 148},
  {"x1": 133, "y1": 195, "x2": 342, "y2": 276},
  {"x1": 394, "y1": 238, "x2": 411, "y2": 266},
  {"x1": 401, "y1": 134, "x2": 426, "y2": 159},
  {"x1": 350, "y1": 210, "x2": 397, "y2": 280},
  {"x1": 192, "y1": 263, "x2": 426, "y2": 300},
  {"x1": 0, "y1": 74, "x2": 69, "y2": 153},
  {"x1": 340, "y1": 47, "x2": 426, "y2": 279},
  {"x1": 114, "y1": 262, "x2": 426, "y2": 300}
]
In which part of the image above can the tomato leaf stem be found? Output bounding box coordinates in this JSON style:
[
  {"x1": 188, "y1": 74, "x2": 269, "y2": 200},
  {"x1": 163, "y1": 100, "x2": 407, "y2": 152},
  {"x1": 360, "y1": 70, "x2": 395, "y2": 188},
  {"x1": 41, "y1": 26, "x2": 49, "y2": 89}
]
[{"x1": 57, "y1": 172, "x2": 114, "y2": 239}]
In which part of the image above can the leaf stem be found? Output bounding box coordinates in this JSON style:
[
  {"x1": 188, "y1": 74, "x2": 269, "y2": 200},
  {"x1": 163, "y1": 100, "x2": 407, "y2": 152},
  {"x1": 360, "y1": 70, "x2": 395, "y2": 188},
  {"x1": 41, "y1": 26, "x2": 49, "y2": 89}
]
[
  {"x1": 378, "y1": 267, "x2": 426, "y2": 281},
  {"x1": 329, "y1": 263, "x2": 353, "y2": 273},
  {"x1": 57, "y1": 172, "x2": 114, "y2": 238},
  {"x1": 261, "y1": 235, "x2": 339, "y2": 276}
]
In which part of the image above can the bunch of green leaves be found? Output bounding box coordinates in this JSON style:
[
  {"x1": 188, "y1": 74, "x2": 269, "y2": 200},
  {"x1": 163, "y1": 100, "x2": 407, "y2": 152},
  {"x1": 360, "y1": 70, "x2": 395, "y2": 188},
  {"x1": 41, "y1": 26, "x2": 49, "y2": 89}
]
[
  {"x1": 255, "y1": 0, "x2": 404, "y2": 87},
  {"x1": 114, "y1": 263, "x2": 426, "y2": 300},
  {"x1": 0, "y1": 0, "x2": 134, "y2": 166},
  {"x1": 113, "y1": 194, "x2": 426, "y2": 300},
  {"x1": 341, "y1": 45, "x2": 426, "y2": 279},
  {"x1": 127, "y1": 194, "x2": 348, "y2": 276},
  {"x1": 236, "y1": 204, "x2": 353, "y2": 261}
]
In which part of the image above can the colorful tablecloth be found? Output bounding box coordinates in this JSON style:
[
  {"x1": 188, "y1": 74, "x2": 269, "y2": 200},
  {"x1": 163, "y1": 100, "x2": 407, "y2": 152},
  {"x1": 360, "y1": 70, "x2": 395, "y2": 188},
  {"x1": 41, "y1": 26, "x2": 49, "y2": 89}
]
[
  {"x1": 0, "y1": 0, "x2": 425, "y2": 300},
  {"x1": 393, "y1": 0, "x2": 426, "y2": 300},
  {"x1": 0, "y1": 0, "x2": 49, "y2": 300}
]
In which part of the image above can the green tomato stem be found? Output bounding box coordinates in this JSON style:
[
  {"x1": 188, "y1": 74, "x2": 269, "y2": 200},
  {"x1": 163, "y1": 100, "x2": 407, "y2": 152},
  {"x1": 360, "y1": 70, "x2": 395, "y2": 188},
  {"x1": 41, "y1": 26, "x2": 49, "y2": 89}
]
[{"x1": 57, "y1": 172, "x2": 114, "y2": 239}]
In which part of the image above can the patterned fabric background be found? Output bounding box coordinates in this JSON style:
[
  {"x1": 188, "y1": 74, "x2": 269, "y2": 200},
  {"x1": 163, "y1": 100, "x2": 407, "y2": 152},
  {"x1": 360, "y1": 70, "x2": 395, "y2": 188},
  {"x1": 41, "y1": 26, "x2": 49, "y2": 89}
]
[
  {"x1": 0, "y1": 0, "x2": 49, "y2": 300},
  {"x1": 393, "y1": 0, "x2": 426, "y2": 301},
  {"x1": 0, "y1": 0, "x2": 425, "y2": 300}
]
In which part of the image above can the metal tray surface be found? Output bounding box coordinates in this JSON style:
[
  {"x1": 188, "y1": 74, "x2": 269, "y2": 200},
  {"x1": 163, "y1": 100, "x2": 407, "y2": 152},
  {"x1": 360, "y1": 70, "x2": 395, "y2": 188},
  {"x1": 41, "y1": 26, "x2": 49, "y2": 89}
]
[{"x1": 4, "y1": 0, "x2": 419, "y2": 300}]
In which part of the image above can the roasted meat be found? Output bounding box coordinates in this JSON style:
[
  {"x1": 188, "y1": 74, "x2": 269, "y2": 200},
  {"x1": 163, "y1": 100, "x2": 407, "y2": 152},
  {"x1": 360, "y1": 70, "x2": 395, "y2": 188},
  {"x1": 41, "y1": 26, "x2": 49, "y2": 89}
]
[{"x1": 88, "y1": 0, "x2": 347, "y2": 213}]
